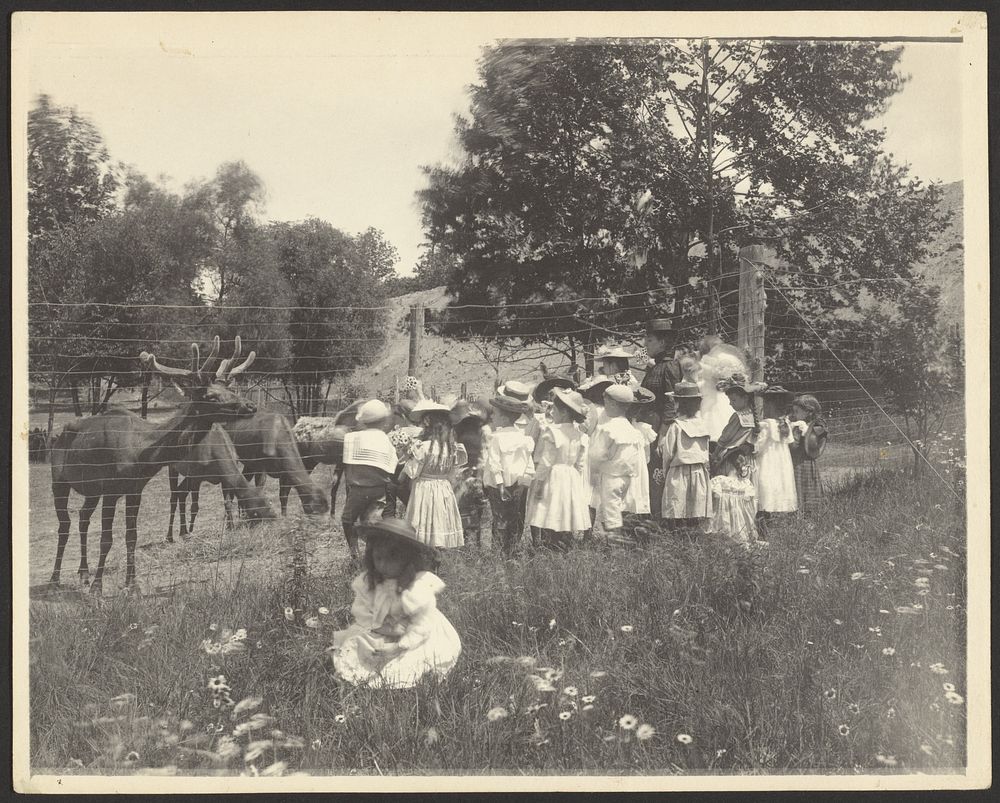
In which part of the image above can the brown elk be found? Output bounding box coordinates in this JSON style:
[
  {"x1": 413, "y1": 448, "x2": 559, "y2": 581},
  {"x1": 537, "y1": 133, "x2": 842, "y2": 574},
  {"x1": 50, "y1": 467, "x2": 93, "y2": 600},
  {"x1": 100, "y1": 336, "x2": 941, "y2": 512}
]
[
  {"x1": 166, "y1": 423, "x2": 277, "y2": 541},
  {"x1": 222, "y1": 411, "x2": 329, "y2": 517},
  {"x1": 49, "y1": 336, "x2": 257, "y2": 594}
]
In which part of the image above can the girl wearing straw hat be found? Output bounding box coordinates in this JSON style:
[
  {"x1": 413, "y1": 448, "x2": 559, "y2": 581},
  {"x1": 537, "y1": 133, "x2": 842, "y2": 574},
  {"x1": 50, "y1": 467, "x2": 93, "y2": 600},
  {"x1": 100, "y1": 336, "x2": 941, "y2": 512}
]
[
  {"x1": 659, "y1": 380, "x2": 713, "y2": 534},
  {"x1": 402, "y1": 400, "x2": 468, "y2": 549},
  {"x1": 526, "y1": 388, "x2": 591, "y2": 551},
  {"x1": 789, "y1": 394, "x2": 828, "y2": 515},
  {"x1": 623, "y1": 387, "x2": 658, "y2": 539}
]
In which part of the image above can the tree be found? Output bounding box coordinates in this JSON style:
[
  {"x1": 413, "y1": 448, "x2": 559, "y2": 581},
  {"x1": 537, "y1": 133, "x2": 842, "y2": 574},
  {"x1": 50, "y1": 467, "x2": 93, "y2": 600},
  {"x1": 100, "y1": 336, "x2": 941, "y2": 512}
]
[
  {"x1": 871, "y1": 281, "x2": 958, "y2": 477},
  {"x1": 419, "y1": 41, "x2": 700, "y2": 375},
  {"x1": 270, "y1": 219, "x2": 393, "y2": 417},
  {"x1": 420, "y1": 40, "x2": 950, "y2": 381},
  {"x1": 28, "y1": 94, "x2": 119, "y2": 239}
]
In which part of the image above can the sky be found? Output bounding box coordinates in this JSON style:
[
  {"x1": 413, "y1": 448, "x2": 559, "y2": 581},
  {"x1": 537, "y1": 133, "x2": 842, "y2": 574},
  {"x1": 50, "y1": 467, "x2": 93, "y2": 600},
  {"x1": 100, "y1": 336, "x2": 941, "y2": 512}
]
[{"x1": 16, "y1": 14, "x2": 963, "y2": 277}]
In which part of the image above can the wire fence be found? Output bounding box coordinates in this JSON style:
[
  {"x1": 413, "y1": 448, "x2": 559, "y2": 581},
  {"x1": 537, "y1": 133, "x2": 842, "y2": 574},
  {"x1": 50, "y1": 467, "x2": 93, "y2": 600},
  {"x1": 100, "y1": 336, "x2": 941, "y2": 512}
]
[{"x1": 26, "y1": 272, "x2": 964, "y2": 495}]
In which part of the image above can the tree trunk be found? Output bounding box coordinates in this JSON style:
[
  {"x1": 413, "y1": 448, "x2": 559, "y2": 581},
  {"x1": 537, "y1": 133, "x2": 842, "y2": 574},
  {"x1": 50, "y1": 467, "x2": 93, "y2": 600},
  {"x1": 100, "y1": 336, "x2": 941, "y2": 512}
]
[
  {"x1": 46, "y1": 381, "x2": 58, "y2": 440},
  {"x1": 97, "y1": 376, "x2": 117, "y2": 414},
  {"x1": 281, "y1": 378, "x2": 298, "y2": 421},
  {"x1": 70, "y1": 380, "x2": 82, "y2": 417},
  {"x1": 140, "y1": 372, "x2": 150, "y2": 419}
]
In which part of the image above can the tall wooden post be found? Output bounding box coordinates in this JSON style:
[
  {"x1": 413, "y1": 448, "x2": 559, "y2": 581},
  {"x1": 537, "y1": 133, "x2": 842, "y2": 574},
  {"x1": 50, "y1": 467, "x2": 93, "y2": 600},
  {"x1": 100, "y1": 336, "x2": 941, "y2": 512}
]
[
  {"x1": 408, "y1": 304, "x2": 424, "y2": 380},
  {"x1": 737, "y1": 244, "x2": 768, "y2": 412},
  {"x1": 394, "y1": 375, "x2": 400, "y2": 405}
]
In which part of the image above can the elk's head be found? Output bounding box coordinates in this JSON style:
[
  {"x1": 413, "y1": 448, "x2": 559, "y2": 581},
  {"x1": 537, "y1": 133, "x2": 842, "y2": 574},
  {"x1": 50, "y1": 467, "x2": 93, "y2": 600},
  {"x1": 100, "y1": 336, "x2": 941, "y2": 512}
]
[{"x1": 140, "y1": 336, "x2": 258, "y2": 423}]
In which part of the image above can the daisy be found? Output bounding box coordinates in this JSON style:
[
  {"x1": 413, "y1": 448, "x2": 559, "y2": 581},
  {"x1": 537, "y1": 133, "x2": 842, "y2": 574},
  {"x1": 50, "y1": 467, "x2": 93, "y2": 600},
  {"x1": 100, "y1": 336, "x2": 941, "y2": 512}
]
[
  {"x1": 929, "y1": 663, "x2": 949, "y2": 675},
  {"x1": 589, "y1": 670, "x2": 607, "y2": 679},
  {"x1": 848, "y1": 703, "x2": 860, "y2": 715},
  {"x1": 334, "y1": 714, "x2": 346, "y2": 724},
  {"x1": 620, "y1": 625, "x2": 634, "y2": 634},
  {"x1": 582, "y1": 704, "x2": 594, "y2": 712},
  {"x1": 943, "y1": 683, "x2": 956, "y2": 692},
  {"x1": 318, "y1": 607, "x2": 329, "y2": 615},
  {"x1": 876, "y1": 754, "x2": 898, "y2": 767},
  {"x1": 486, "y1": 707, "x2": 509, "y2": 722},
  {"x1": 581, "y1": 695, "x2": 596, "y2": 704},
  {"x1": 838, "y1": 724, "x2": 850, "y2": 737},
  {"x1": 945, "y1": 691, "x2": 964, "y2": 706},
  {"x1": 676, "y1": 733, "x2": 693, "y2": 745},
  {"x1": 283, "y1": 607, "x2": 294, "y2": 621},
  {"x1": 636, "y1": 724, "x2": 655, "y2": 741},
  {"x1": 563, "y1": 686, "x2": 578, "y2": 697},
  {"x1": 824, "y1": 689, "x2": 837, "y2": 700},
  {"x1": 618, "y1": 714, "x2": 638, "y2": 730},
  {"x1": 549, "y1": 619, "x2": 556, "y2": 630},
  {"x1": 851, "y1": 572, "x2": 865, "y2": 581},
  {"x1": 305, "y1": 617, "x2": 319, "y2": 629},
  {"x1": 559, "y1": 711, "x2": 573, "y2": 721},
  {"x1": 882, "y1": 647, "x2": 896, "y2": 656},
  {"x1": 833, "y1": 619, "x2": 844, "y2": 626}
]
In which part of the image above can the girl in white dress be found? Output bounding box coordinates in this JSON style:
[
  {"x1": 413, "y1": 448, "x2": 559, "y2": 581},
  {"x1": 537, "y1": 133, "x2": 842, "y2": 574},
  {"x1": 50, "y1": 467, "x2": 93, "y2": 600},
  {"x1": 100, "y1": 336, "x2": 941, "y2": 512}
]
[
  {"x1": 660, "y1": 381, "x2": 714, "y2": 533},
  {"x1": 578, "y1": 376, "x2": 612, "y2": 543},
  {"x1": 754, "y1": 386, "x2": 798, "y2": 537},
  {"x1": 623, "y1": 387, "x2": 658, "y2": 526},
  {"x1": 329, "y1": 518, "x2": 461, "y2": 689},
  {"x1": 404, "y1": 401, "x2": 468, "y2": 549},
  {"x1": 527, "y1": 389, "x2": 591, "y2": 551}
]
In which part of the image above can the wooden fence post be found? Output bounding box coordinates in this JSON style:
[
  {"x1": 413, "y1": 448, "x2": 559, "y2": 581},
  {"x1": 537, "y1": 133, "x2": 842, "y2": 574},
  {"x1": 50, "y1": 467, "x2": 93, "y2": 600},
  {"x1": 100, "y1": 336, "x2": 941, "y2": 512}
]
[
  {"x1": 408, "y1": 304, "x2": 424, "y2": 380},
  {"x1": 394, "y1": 375, "x2": 400, "y2": 405},
  {"x1": 737, "y1": 244, "x2": 768, "y2": 412}
]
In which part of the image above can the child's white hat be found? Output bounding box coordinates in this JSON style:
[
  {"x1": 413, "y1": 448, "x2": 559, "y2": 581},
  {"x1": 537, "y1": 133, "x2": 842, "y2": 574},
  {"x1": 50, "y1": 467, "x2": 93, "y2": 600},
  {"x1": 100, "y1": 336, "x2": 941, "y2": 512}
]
[
  {"x1": 357, "y1": 399, "x2": 391, "y2": 425},
  {"x1": 604, "y1": 384, "x2": 635, "y2": 404}
]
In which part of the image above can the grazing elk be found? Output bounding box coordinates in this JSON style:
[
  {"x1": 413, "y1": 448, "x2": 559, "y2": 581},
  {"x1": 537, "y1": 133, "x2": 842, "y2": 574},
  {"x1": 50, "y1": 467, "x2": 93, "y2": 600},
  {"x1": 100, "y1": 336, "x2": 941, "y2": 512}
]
[
  {"x1": 48, "y1": 336, "x2": 257, "y2": 594},
  {"x1": 166, "y1": 423, "x2": 276, "y2": 542},
  {"x1": 222, "y1": 411, "x2": 329, "y2": 517}
]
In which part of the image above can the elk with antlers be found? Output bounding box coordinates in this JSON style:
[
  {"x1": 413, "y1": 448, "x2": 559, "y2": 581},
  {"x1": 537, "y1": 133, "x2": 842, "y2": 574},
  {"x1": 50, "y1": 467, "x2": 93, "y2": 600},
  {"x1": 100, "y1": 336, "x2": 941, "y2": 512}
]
[{"x1": 49, "y1": 336, "x2": 258, "y2": 594}]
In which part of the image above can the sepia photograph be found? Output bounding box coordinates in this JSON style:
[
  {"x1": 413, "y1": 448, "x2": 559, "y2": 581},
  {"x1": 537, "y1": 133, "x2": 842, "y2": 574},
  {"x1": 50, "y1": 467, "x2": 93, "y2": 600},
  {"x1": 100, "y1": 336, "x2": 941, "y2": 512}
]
[{"x1": 10, "y1": 10, "x2": 990, "y2": 793}]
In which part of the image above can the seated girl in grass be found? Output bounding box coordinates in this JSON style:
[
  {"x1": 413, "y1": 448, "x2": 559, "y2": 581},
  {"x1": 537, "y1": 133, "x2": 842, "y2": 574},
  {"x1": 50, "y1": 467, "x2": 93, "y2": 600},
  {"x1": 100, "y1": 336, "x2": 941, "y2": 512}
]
[{"x1": 329, "y1": 518, "x2": 461, "y2": 689}]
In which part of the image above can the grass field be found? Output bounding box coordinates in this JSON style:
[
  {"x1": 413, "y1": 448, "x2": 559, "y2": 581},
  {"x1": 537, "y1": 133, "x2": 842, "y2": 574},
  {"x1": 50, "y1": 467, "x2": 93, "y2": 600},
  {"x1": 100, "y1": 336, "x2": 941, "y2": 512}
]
[{"x1": 26, "y1": 432, "x2": 968, "y2": 776}]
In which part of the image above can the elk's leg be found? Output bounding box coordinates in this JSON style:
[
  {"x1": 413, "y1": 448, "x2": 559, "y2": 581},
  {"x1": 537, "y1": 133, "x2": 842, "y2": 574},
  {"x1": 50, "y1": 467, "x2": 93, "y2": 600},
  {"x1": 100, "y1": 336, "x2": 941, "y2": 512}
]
[
  {"x1": 223, "y1": 489, "x2": 235, "y2": 529},
  {"x1": 76, "y1": 494, "x2": 99, "y2": 584},
  {"x1": 50, "y1": 484, "x2": 72, "y2": 586},
  {"x1": 189, "y1": 484, "x2": 200, "y2": 533},
  {"x1": 278, "y1": 477, "x2": 291, "y2": 517},
  {"x1": 177, "y1": 480, "x2": 189, "y2": 537},
  {"x1": 167, "y1": 468, "x2": 179, "y2": 543},
  {"x1": 124, "y1": 493, "x2": 140, "y2": 590},
  {"x1": 329, "y1": 466, "x2": 343, "y2": 519},
  {"x1": 90, "y1": 495, "x2": 118, "y2": 595}
]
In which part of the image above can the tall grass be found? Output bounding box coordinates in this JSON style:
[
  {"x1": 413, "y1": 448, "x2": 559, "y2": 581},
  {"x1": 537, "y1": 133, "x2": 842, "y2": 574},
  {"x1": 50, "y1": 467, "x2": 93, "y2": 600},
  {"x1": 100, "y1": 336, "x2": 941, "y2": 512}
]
[{"x1": 29, "y1": 469, "x2": 967, "y2": 776}]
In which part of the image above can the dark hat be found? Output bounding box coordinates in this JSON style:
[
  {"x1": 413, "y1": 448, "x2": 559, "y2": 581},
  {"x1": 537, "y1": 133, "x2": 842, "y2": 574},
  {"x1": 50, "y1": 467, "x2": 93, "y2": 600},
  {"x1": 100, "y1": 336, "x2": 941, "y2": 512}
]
[
  {"x1": 358, "y1": 517, "x2": 434, "y2": 554},
  {"x1": 761, "y1": 384, "x2": 794, "y2": 397},
  {"x1": 717, "y1": 373, "x2": 767, "y2": 394},
  {"x1": 450, "y1": 398, "x2": 491, "y2": 425},
  {"x1": 578, "y1": 376, "x2": 613, "y2": 404},
  {"x1": 490, "y1": 392, "x2": 530, "y2": 415},
  {"x1": 665, "y1": 380, "x2": 702, "y2": 399},
  {"x1": 632, "y1": 386, "x2": 657, "y2": 404},
  {"x1": 532, "y1": 374, "x2": 577, "y2": 403},
  {"x1": 646, "y1": 318, "x2": 675, "y2": 334},
  {"x1": 551, "y1": 388, "x2": 588, "y2": 422}
]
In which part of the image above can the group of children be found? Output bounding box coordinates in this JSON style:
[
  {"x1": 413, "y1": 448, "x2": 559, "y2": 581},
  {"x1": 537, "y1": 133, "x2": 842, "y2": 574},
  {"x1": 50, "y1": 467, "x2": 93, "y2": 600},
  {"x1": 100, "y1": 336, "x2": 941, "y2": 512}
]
[{"x1": 326, "y1": 320, "x2": 829, "y2": 690}]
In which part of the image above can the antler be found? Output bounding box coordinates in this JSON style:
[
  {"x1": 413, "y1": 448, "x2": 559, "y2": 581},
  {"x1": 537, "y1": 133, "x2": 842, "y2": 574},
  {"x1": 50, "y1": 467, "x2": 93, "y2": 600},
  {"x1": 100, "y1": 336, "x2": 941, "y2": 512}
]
[
  {"x1": 215, "y1": 335, "x2": 239, "y2": 380},
  {"x1": 225, "y1": 336, "x2": 257, "y2": 380},
  {"x1": 140, "y1": 343, "x2": 198, "y2": 378},
  {"x1": 197, "y1": 336, "x2": 220, "y2": 378}
]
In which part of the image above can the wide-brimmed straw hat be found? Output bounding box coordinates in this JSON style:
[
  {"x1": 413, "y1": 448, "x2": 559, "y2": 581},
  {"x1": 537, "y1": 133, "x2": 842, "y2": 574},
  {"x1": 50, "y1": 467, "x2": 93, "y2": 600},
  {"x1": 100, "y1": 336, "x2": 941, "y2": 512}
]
[
  {"x1": 551, "y1": 388, "x2": 587, "y2": 422},
  {"x1": 665, "y1": 380, "x2": 702, "y2": 399},
  {"x1": 604, "y1": 384, "x2": 635, "y2": 404},
  {"x1": 532, "y1": 374, "x2": 577, "y2": 403},
  {"x1": 632, "y1": 387, "x2": 657, "y2": 404},
  {"x1": 597, "y1": 345, "x2": 634, "y2": 361},
  {"x1": 409, "y1": 400, "x2": 452, "y2": 423},
  {"x1": 358, "y1": 517, "x2": 434, "y2": 555},
  {"x1": 716, "y1": 373, "x2": 767, "y2": 394},
  {"x1": 490, "y1": 391, "x2": 530, "y2": 415}
]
